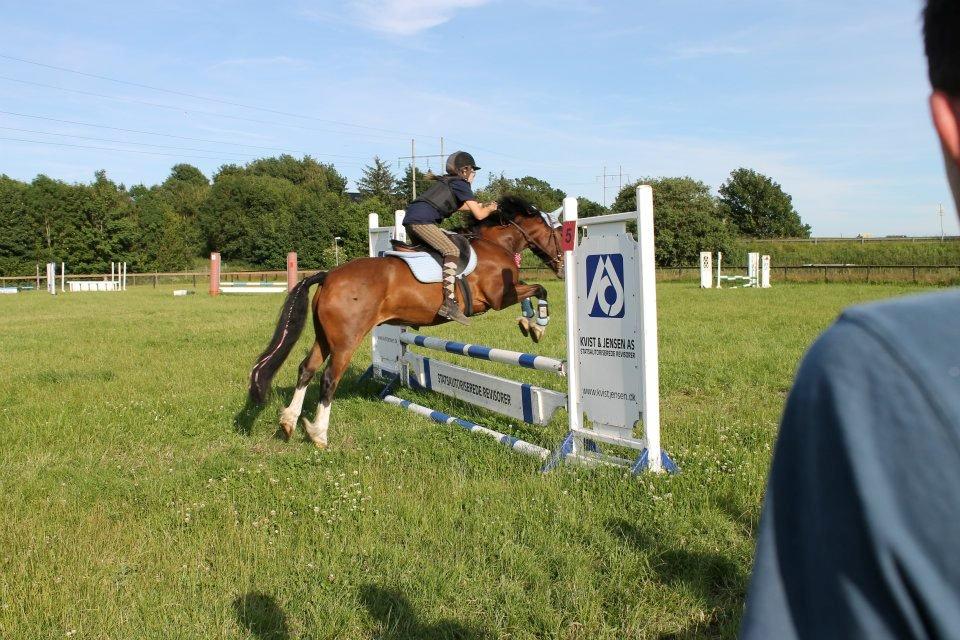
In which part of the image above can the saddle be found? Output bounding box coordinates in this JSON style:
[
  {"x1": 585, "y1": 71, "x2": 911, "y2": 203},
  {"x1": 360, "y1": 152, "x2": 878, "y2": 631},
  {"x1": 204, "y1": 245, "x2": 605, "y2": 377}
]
[{"x1": 383, "y1": 232, "x2": 477, "y2": 284}]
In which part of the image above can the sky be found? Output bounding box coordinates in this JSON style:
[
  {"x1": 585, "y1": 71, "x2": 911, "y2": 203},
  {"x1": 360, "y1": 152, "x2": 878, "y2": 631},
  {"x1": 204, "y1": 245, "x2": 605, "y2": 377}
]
[{"x1": 1, "y1": 0, "x2": 955, "y2": 237}]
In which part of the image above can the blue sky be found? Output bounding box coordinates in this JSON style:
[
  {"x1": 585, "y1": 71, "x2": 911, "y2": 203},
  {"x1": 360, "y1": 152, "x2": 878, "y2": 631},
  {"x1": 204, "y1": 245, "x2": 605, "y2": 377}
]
[{"x1": 1, "y1": 0, "x2": 954, "y2": 236}]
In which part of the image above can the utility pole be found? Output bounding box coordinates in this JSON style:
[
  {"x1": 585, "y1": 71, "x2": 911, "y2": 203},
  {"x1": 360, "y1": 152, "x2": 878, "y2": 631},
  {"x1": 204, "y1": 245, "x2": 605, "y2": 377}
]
[
  {"x1": 398, "y1": 139, "x2": 447, "y2": 200},
  {"x1": 940, "y1": 202, "x2": 945, "y2": 241},
  {"x1": 595, "y1": 165, "x2": 621, "y2": 207}
]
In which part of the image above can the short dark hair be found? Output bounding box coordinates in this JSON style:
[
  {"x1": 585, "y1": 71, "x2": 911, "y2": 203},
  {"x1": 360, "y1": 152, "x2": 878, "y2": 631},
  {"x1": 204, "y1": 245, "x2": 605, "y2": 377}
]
[{"x1": 924, "y1": 0, "x2": 960, "y2": 94}]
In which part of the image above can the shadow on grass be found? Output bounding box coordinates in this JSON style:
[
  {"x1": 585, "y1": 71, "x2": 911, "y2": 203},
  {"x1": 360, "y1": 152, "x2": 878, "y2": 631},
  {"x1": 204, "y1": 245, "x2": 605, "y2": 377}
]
[
  {"x1": 607, "y1": 518, "x2": 747, "y2": 640},
  {"x1": 233, "y1": 592, "x2": 291, "y2": 640},
  {"x1": 359, "y1": 584, "x2": 490, "y2": 640},
  {"x1": 233, "y1": 395, "x2": 267, "y2": 436}
]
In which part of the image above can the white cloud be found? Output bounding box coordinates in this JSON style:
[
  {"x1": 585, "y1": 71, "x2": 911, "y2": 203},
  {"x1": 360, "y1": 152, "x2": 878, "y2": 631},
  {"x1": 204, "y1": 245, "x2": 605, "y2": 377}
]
[{"x1": 346, "y1": 0, "x2": 493, "y2": 35}]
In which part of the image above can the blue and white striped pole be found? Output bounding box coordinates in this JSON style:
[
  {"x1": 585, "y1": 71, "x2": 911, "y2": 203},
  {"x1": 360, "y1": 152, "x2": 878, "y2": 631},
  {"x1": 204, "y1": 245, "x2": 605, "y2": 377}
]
[
  {"x1": 382, "y1": 394, "x2": 550, "y2": 460},
  {"x1": 399, "y1": 332, "x2": 565, "y2": 375}
]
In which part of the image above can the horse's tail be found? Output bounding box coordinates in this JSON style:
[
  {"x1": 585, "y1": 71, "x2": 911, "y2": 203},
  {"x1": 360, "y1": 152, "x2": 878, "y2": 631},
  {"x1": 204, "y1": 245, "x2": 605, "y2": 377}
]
[{"x1": 248, "y1": 271, "x2": 328, "y2": 404}]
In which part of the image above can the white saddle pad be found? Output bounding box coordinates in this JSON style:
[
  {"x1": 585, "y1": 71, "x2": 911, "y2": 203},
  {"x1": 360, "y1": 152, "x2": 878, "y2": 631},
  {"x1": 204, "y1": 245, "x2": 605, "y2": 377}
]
[{"x1": 382, "y1": 248, "x2": 478, "y2": 283}]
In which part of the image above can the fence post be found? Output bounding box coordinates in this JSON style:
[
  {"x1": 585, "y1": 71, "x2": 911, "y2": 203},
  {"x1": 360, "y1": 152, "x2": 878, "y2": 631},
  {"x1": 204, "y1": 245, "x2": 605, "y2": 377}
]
[
  {"x1": 823, "y1": 266, "x2": 828, "y2": 283},
  {"x1": 913, "y1": 266, "x2": 918, "y2": 283},
  {"x1": 153, "y1": 272, "x2": 158, "y2": 288}
]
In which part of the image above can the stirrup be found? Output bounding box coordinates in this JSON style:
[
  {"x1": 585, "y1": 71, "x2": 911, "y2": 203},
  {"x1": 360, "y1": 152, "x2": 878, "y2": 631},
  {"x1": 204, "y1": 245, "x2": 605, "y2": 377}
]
[{"x1": 439, "y1": 299, "x2": 470, "y2": 326}]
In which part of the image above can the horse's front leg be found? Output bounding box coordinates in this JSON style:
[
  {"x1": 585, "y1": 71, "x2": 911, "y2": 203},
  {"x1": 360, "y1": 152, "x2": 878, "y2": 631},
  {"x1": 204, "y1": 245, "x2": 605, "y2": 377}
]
[{"x1": 514, "y1": 282, "x2": 550, "y2": 343}]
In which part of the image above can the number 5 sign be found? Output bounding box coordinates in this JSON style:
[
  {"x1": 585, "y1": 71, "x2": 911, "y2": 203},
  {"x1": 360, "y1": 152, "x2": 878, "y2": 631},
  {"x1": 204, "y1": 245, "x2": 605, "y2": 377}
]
[{"x1": 561, "y1": 220, "x2": 577, "y2": 251}]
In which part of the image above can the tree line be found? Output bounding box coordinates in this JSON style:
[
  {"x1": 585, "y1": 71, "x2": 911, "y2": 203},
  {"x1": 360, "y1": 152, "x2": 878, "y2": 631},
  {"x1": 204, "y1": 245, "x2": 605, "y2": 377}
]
[{"x1": 0, "y1": 154, "x2": 809, "y2": 277}]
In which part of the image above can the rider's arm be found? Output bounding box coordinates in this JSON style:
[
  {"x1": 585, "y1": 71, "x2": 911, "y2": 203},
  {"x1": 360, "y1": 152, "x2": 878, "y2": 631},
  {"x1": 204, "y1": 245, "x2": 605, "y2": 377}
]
[{"x1": 460, "y1": 200, "x2": 498, "y2": 220}]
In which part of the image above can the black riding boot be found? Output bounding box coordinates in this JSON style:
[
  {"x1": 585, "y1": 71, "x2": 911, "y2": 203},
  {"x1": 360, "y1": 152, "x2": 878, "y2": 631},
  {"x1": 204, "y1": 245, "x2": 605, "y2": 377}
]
[{"x1": 438, "y1": 261, "x2": 470, "y2": 326}]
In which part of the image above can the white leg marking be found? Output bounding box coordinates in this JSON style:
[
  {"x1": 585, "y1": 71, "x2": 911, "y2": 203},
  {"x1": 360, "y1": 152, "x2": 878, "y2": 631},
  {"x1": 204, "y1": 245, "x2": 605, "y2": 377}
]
[
  {"x1": 302, "y1": 399, "x2": 331, "y2": 448},
  {"x1": 279, "y1": 385, "x2": 308, "y2": 436}
]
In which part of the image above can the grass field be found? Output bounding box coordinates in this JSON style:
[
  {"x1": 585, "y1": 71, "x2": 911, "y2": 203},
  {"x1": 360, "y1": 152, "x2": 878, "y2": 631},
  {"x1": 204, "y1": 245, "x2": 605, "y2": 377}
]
[{"x1": 0, "y1": 281, "x2": 936, "y2": 639}]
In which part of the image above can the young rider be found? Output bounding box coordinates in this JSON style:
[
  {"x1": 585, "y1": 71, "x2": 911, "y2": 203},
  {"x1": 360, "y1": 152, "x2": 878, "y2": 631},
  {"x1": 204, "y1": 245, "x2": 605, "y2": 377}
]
[{"x1": 402, "y1": 151, "x2": 498, "y2": 326}]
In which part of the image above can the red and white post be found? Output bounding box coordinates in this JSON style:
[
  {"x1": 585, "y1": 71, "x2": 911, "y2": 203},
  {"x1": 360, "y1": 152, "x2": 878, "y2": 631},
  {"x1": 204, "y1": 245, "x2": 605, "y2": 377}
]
[
  {"x1": 209, "y1": 252, "x2": 221, "y2": 296},
  {"x1": 286, "y1": 252, "x2": 298, "y2": 292}
]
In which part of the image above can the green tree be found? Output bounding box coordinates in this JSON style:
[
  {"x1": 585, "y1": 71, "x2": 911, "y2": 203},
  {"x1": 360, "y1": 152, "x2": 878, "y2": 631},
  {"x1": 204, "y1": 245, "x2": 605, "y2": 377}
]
[
  {"x1": 718, "y1": 168, "x2": 810, "y2": 238},
  {"x1": 612, "y1": 177, "x2": 732, "y2": 266},
  {"x1": 129, "y1": 186, "x2": 196, "y2": 272},
  {"x1": 241, "y1": 155, "x2": 347, "y2": 196},
  {"x1": 576, "y1": 197, "x2": 607, "y2": 218},
  {"x1": 396, "y1": 164, "x2": 430, "y2": 204},
  {"x1": 21, "y1": 171, "x2": 134, "y2": 273},
  {"x1": 357, "y1": 156, "x2": 399, "y2": 204},
  {"x1": 0, "y1": 175, "x2": 33, "y2": 275},
  {"x1": 165, "y1": 163, "x2": 209, "y2": 187},
  {"x1": 475, "y1": 174, "x2": 565, "y2": 212},
  {"x1": 157, "y1": 164, "x2": 209, "y2": 253}
]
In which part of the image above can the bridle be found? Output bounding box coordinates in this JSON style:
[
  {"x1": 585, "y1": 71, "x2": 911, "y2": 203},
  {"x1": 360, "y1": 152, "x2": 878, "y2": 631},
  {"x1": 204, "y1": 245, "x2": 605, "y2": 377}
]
[{"x1": 503, "y1": 213, "x2": 564, "y2": 275}]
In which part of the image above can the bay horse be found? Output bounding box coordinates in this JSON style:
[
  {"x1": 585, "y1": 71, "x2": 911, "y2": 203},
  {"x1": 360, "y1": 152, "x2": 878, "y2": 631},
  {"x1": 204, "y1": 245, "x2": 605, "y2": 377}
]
[{"x1": 247, "y1": 197, "x2": 564, "y2": 448}]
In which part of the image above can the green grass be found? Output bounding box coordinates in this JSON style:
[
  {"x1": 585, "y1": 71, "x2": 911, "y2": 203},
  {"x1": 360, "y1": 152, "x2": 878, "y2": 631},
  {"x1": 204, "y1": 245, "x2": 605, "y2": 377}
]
[
  {"x1": 0, "y1": 281, "x2": 936, "y2": 638},
  {"x1": 731, "y1": 238, "x2": 960, "y2": 266}
]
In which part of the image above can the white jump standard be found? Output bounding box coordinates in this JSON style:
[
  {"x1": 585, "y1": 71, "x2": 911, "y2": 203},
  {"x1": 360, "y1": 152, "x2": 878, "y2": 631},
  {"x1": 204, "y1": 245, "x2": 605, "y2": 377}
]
[
  {"x1": 700, "y1": 251, "x2": 771, "y2": 288},
  {"x1": 365, "y1": 187, "x2": 677, "y2": 474}
]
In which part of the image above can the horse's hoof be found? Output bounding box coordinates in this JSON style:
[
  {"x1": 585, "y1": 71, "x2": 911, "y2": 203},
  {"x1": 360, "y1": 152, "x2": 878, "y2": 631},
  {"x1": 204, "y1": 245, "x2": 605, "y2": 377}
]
[
  {"x1": 517, "y1": 317, "x2": 530, "y2": 337},
  {"x1": 530, "y1": 325, "x2": 545, "y2": 343},
  {"x1": 314, "y1": 441, "x2": 328, "y2": 450},
  {"x1": 278, "y1": 410, "x2": 297, "y2": 440}
]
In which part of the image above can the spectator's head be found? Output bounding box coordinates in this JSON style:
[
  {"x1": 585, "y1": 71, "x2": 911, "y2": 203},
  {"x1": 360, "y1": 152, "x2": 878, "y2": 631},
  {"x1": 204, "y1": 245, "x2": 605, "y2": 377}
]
[{"x1": 924, "y1": 0, "x2": 960, "y2": 211}]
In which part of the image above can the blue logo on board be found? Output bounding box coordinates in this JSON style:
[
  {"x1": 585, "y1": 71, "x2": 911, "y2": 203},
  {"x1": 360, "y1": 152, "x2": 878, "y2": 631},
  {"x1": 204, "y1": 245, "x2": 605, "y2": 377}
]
[{"x1": 585, "y1": 254, "x2": 625, "y2": 318}]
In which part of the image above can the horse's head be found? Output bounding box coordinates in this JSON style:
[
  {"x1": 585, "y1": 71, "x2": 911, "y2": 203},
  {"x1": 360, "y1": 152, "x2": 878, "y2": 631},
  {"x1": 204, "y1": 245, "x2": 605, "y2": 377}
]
[{"x1": 487, "y1": 195, "x2": 565, "y2": 278}]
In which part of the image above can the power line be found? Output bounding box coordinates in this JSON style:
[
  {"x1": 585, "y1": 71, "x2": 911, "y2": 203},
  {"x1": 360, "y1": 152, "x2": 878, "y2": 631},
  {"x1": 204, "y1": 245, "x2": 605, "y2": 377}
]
[
  {"x1": 0, "y1": 125, "x2": 368, "y2": 166},
  {"x1": 0, "y1": 136, "x2": 252, "y2": 162},
  {"x1": 0, "y1": 126, "x2": 261, "y2": 159},
  {"x1": 0, "y1": 75, "x2": 410, "y2": 143},
  {"x1": 0, "y1": 52, "x2": 434, "y2": 139},
  {"x1": 0, "y1": 52, "x2": 597, "y2": 172},
  {"x1": 0, "y1": 109, "x2": 368, "y2": 158}
]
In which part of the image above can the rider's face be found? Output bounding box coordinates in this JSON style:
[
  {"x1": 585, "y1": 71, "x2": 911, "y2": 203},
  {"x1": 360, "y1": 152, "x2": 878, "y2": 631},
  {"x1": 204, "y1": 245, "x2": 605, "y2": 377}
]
[{"x1": 464, "y1": 168, "x2": 477, "y2": 184}]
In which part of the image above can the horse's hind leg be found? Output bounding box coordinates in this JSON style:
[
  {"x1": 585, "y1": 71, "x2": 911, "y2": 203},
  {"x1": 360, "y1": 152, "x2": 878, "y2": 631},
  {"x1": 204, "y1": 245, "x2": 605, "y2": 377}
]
[
  {"x1": 279, "y1": 341, "x2": 327, "y2": 439},
  {"x1": 301, "y1": 345, "x2": 359, "y2": 449}
]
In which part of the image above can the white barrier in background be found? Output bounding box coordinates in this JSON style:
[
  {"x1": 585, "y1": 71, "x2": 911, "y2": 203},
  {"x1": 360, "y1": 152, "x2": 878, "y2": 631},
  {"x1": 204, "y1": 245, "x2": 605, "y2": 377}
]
[
  {"x1": 209, "y1": 252, "x2": 296, "y2": 295},
  {"x1": 67, "y1": 261, "x2": 127, "y2": 292},
  {"x1": 366, "y1": 192, "x2": 677, "y2": 475},
  {"x1": 700, "y1": 252, "x2": 771, "y2": 288}
]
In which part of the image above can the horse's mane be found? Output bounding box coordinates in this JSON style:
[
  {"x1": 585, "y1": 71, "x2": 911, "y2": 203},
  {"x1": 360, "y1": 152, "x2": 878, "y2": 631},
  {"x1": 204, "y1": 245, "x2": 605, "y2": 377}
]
[{"x1": 457, "y1": 195, "x2": 543, "y2": 233}]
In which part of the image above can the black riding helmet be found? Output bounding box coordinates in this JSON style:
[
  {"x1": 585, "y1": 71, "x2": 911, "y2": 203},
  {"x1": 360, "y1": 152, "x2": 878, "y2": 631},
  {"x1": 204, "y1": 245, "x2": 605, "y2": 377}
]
[{"x1": 445, "y1": 151, "x2": 480, "y2": 175}]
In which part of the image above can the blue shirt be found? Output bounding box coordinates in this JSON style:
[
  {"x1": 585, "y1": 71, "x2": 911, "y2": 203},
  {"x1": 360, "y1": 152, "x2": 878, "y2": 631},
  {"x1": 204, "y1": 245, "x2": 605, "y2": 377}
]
[
  {"x1": 403, "y1": 177, "x2": 476, "y2": 224},
  {"x1": 741, "y1": 290, "x2": 960, "y2": 639}
]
